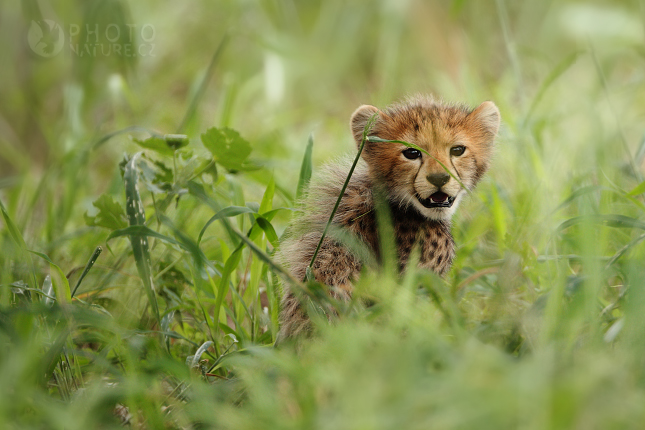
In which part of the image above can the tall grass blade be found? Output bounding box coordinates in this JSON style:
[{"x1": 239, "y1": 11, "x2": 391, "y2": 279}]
[
  {"x1": 177, "y1": 34, "x2": 229, "y2": 133},
  {"x1": 306, "y1": 114, "x2": 378, "y2": 281},
  {"x1": 71, "y1": 246, "x2": 102, "y2": 298},
  {"x1": 228, "y1": 224, "x2": 304, "y2": 290},
  {"x1": 0, "y1": 199, "x2": 27, "y2": 250},
  {"x1": 123, "y1": 152, "x2": 161, "y2": 327},
  {"x1": 296, "y1": 133, "x2": 314, "y2": 201},
  {"x1": 525, "y1": 51, "x2": 581, "y2": 123},
  {"x1": 211, "y1": 245, "x2": 243, "y2": 337},
  {"x1": 0, "y1": 198, "x2": 39, "y2": 290},
  {"x1": 260, "y1": 175, "x2": 275, "y2": 214},
  {"x1": 590, "y1": 42, "x2": 642, "y2": 181}
]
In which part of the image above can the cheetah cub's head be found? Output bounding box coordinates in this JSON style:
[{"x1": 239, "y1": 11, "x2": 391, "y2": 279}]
[{"x1": 350, "y1": 95, "x2": 500, "y2": 221}]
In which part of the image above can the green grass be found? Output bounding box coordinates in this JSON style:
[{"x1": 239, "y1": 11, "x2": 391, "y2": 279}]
[{"x1": 2, "y1": 0, "x2": 645, "y2": 428}]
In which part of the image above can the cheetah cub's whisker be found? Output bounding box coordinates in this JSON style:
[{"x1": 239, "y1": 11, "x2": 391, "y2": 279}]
[{"x1": 277, "y1": 95, "x2": 500, "y2": 338}]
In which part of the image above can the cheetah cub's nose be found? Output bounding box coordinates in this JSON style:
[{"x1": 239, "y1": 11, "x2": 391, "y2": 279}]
[{"x1": 427, "y1": 172, "x2": 450, "y2": 188}]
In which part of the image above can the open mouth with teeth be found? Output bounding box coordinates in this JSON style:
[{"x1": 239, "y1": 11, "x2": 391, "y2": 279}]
[{"x1": 417, "y1": 192, "x2": 456, "y2": 208}]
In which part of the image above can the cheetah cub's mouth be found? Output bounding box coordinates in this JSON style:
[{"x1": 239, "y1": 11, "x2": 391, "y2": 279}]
[{"x1": 417, "y1": 192, "x2": 456, "y2": 208}]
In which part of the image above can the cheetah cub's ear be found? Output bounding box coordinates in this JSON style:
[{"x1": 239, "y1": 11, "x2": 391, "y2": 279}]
[
  {"x1": 468, "y1": 101, "x2": 501, "y2": 144},
  {"x1": 350, "y1": 105, "x2": 380, "y2": 147}
]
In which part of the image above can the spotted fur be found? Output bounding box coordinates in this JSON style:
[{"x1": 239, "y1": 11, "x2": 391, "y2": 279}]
[{"x1": 278, "y1": 95, "x2": 500, "y2": 338}]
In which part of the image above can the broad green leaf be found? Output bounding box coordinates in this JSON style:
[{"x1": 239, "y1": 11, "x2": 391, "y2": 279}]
[
  {"x1": 138, "y1": 157, "x2": 173, "y2": 194},
  {"x1": 296, "y1": 133, "x2": 314, "y2": 200},
  {"x1": 84, "y1": 194, "x2": 128, "y2": 230},
  {"x1": 201, "y1": 127, "x2": 252, "y2": 171}
]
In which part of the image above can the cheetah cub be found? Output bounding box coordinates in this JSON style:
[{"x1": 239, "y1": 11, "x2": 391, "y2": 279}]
[{"x1": 278, "y1": 95, "x2": 500, "y2": 338}]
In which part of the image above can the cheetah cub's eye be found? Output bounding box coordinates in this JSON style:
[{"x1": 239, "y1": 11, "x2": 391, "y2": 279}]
[
  {"x1": 402, "y1": 148, "x2": 422, "y2": 160},
  {"x1": 450, "y1": 146, "x2": 466, "y2": 157}
]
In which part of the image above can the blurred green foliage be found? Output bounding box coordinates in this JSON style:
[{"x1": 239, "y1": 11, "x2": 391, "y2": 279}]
[{"x1": 1, "y1": 0, "x2": 645, "y2": 428}]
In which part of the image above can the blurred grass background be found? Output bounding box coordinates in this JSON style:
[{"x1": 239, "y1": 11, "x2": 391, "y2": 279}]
[{"x1": 2, "y1": 0, "x2": 645, "y2": 428}]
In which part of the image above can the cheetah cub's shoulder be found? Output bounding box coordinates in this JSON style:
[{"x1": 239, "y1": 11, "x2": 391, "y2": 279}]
[{"x1": 278, "y1": 95, "x2": 500, "y2": 338}]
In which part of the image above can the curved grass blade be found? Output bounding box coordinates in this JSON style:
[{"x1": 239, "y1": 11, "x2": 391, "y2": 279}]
[
  {"x1": 605, "y1": 232, "x2": 645, "y2": 270},
  {"x1": 189, "y1": 341, "x2": 213, "y2": 368},
  {"x1": 108, "y1": 225, "x2": 183, "y2": 247},
  {"x1": 296, "y1": 133, "x2": 314, "y2": 201},
  {"x1": 628, "y1": 180, "x2": 645, "y2": 197},
  {"x1": 71, "y1": 246, "x2": 102, "y2": 298},
  {"x1": 123, "y1": 152, "x2": 161, "y2": 326},
  {"x1": 367, "y1": 136, "x2": 469, "y2": 192},
  {"x1": 197, "y1": 206, "x2": 256, "y2": 244},
  {"x1": 29, "y1": 250, "x2": 71, "y2": 304},
  {"x1": 552, "y1": 185, "x2": 607, "y2": 213},
  {"x1": 558, "y1": 214, "x2": 645, "y2": 231},
  {"x1": 256, "y1": 217, "x2": 279, "y2": 248},
  {"x1": 92, "y1": 125, "x2": 163, "y2": 150}
]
